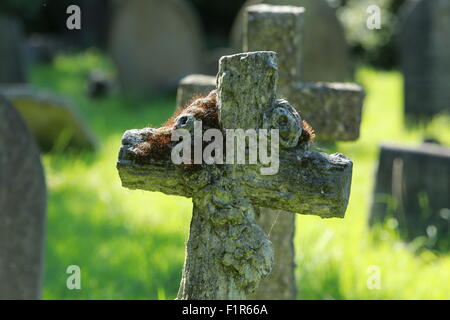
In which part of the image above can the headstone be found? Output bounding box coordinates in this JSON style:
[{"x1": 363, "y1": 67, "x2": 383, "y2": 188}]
[
  {"x1": 398, "y1": 0, "x2": 450, "y2": 118},
  {"x1": 176, "y1": 74, "x2": 216, "y2": 107},
  {"x1": 370, "y1": 143, "x2": 450, "y2": 250},
  {"x1": 0, "y1": 14, "x2": 27, "y2": 84},
  {"x1": 117, "y1": 51, "x2": 353, "y2": 299},
  {"x1": 0, "y1": 86, "x2": 97, "y2": 152},
  {"x1": 0, "y1": 95, "x2": 47, "y2": 299},
  {"x1": 174, "y1": 4, "x2": 364, "y2": 299},
  {"x1": 231, "y1": 0, "x2": 352, "y2": 82},
  {"x1": 109, "y1": 0, "x2": 204, "y2": 93},
  {"x1": 288, "y1": 82, "x2": 364, "y2": 141}
]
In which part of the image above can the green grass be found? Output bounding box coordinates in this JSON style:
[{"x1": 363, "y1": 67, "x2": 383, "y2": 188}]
[{"x1": 32, "y1": 51, "x2": 450, "y2": 300}]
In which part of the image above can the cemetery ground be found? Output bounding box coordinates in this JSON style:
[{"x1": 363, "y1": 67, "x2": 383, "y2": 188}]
[{"x1": 35, "y1": 51, "x2": 450, "y2": 300}]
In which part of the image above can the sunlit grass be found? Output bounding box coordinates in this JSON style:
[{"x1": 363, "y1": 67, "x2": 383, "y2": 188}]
[{"x1": 32, "y1": 51, "x2": 450, "y2": 299}]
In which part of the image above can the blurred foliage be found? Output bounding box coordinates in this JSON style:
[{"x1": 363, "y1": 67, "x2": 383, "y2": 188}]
[
  {"x1": 330, "y1": 0, "x2": 407, "y2": 69},
  {"x1": 30, "y1": 51, "x2": 450, "y2": 299}
]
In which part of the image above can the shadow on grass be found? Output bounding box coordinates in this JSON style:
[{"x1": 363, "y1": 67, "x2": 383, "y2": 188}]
[{"x1": 44, "y1": 186, "x2": 184, "y2": 300}]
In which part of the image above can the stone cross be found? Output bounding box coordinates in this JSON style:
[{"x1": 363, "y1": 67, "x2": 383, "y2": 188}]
[
  {"x1": 176, "y1": 4, "x2": 364, "y2": 299},
  {"x1": 117, "y1": 51, "x2": 353, "y2": 299}
]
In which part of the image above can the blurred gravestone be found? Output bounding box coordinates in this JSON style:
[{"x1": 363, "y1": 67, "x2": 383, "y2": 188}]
[
  {"x1": 176, "y1": 74, "x2": 216, "y2": 107},
  {"x1": 118, "y1": 51, "x2": 353, "y2": 299},
  {"x1": 0, "y1": 95, "x2": 46, "y2": 299},
  {"x1": 370, "y1": 144, "x2": 450, "y2": 250},
  {"x1": 398, "y1": 0, "x2": 450, "y2": 118},
  {"x1": 110, "y1": 0, "x2": 204, "y2": 93},
  {"x1": 0, "y1": 14, "x2": 27, "y2": 84},
  {"x1": 0, "y1": 86, "x2": 97, "y2": 152},
  {"x1": 231, "y1": 0, "x2": 352, "y2": 82},
  {"x1": 287, "y1": 82, "x2": 364, "y2": 141}
]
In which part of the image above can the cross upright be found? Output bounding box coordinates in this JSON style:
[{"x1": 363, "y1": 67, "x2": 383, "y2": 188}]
[{"x1": 117, "y1": 51, "x2": 353, "y2": 300}]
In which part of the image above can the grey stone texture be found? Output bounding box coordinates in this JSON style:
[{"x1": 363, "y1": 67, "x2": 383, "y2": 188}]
[
  {"x1": 176, "y1": 74, "x2": 216, "y2": 107},
  {"x1": 0, "y1": 95, "x2": 47, "y2": 299},
  {"x1": 288, "y1": 82, "x2": 364, "y2": 141}
]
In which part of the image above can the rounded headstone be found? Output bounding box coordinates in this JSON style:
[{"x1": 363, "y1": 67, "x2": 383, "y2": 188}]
[
  {"x1": 110, "y1": 0, "x2": 204, "y2": 94},
  {"x1": 0, "y1": 95, "x2": 46, "y2": 299},
  {"x1": 231, "y1": 0, "x2": 351, "y2": 82}
]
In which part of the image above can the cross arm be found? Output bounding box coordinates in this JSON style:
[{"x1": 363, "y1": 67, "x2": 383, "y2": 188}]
[
  {"x1": 239, "y1": 149, "x2": 352, "y2": 218},
  {"x1": 117, "y1": 128, "x2": 353, "y2": 218},
  {"x1": 288, "y1": 82, "x2": 365, "y2": 141},
  {"x1": 117, "y1": 128, "x2": 194, "y2": 197}
]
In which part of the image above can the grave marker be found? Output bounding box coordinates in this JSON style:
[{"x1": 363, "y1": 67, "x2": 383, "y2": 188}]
[
  {"x1": 370, "y1": 143, "x2": 450, "y2": 250},
  {"x1": 117, "y1": 51, "x2": 353, "y2": 299},
  {"x1": 0, "y1": 95, "x2": 46, "y2": 299},
  {"x1": 0, "y1": 86, "x2": 97, "y2": 152}
]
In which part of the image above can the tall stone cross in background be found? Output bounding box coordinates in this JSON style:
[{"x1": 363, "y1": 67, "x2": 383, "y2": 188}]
[
  {"x1": 117, "y1": 51, "x2": 353, "y2": 299},
  {"x1": 176, "y1": 5, "x2": 364, "y2": 299}
]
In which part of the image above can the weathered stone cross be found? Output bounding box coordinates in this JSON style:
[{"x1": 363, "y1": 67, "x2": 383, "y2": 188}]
[{"x1": 117, "y1": 51, "x2": 353, "y2": 299}]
